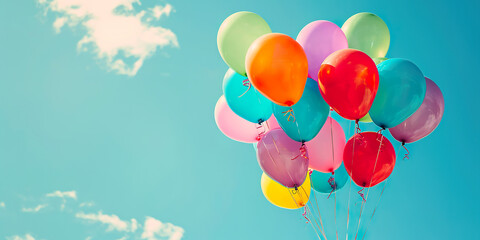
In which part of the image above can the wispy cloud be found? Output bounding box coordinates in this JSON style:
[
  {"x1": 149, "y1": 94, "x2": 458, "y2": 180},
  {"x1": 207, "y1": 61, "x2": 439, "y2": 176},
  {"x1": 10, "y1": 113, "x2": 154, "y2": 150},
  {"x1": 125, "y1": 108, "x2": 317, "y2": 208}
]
[
  {"x1": 37, "y1": 0, "x2": 178, "y2": 76},
  {"x1": 141, "y1": 217, "x2": 184, "y2": 240},
  {"x1": 46, "y1": 190, "x2": 77, "y2": 199},
  {"x1": 6, "y1": 234, "x2": 36, "y2": 240},
  {"x1": 79, "y1": 201, "x2": 95, "y2": 208},
  {"x1": 46, "y1": 190, "x2": 77, "y2": 210},
  {"x1": 22, "y1": 204, "x2": 47, "y2": 213},
  {"x1": 76, "y1": 211, "x2": 138, "y2": 232}
]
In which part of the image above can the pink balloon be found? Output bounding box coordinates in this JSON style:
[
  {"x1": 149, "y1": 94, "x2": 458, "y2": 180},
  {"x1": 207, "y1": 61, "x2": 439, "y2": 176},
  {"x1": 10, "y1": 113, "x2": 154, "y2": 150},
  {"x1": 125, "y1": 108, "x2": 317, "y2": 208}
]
[
  {"x1": 265, "y1": 114, "x2": 280, "y2": 130},
  {"x1": 389, "y1": 78, "x2": 444, "y2": 143},
  {"x1": 306, "y1": 117, "x2": 346, "y2": 173},
  {"x1": 296, "y1": 20, "x2": 348, "y2": 82},
  {"x1": 215, "y1": 96, "x2": 262, "y2": 143}
]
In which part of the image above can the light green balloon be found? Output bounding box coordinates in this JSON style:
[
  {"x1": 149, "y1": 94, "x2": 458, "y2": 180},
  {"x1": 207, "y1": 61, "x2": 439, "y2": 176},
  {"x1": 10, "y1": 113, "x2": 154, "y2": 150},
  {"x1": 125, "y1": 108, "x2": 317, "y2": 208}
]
[
  {"x1": 359, "y1": 113, "x2": 372, "y2": 123},
  {"x1": 217, "y1": 12, "x2": 271, "y2": 76},
  {"x1": 341, "y1": 13, "x2": 390, "y2": 59}
]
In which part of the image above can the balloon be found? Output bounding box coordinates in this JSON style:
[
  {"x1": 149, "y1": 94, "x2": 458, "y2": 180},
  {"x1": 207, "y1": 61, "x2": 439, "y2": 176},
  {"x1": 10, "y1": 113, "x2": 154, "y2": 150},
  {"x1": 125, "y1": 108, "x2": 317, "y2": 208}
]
[
  {"x1": 215, "y1": 96, "x2": 264, "y2": 143},
  {"x1": 223, "y1": 69, "x2": 273, "y2": 123},
  {"x1": 246, "y1": 33, "x2": 308, "y2": 107},
  {"x1": 389, "y1": 78, "x2": 444, "y2": 143},
  {"x1": 257, "y1": 129, "x2": 309, "y2": 188},
  {"x1": 296, "y1": 20, "x2": 348, "y2": 82},
  {"x1": 261, "y1": 172, "x2": 311, "y2": 209},
  {"x1": 217, "y1": 12, "x2": 271, "y2": 76},
  {"x1": 341, "y1": 12, "x2": 390, "y2": 58},
  {"x1": 370, "y1": 59, "x2": 426, "y2": 129},
  {"x1": 311, "y1": 163, "x2": 349, "y2": 194},
  {"x1": 306, "y1": 117, "x2": 346, "y2": 173},
  {"x1": 273, "y1": 79, "x2": 329, "y2": 142},
  {"x1": 265, "y1": 114, "x2": 280, "y2": 130},
  {"x1": 318, "y1": 49, "x2": 379, "y2": 120},
  {"x1": 359, "y1": 113, "x2": 372, "y2": 123},
  {"x1": 343, "y1": 132, "x2": 396, "y2": 187}
]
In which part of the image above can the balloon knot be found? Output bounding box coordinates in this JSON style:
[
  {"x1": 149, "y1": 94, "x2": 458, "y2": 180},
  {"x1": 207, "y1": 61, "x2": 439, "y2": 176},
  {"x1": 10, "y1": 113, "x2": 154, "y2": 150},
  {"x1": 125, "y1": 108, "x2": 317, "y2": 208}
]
[
  {"x1": 291, "y1": 144, "x2": 308, "y2": 160},
  {"x1": 358, "y1": 188, "x2": 366, "y2": 202},
  {"x1": 282, "y1": 108, "x2": 296, "y2": 122},
  {"x1": 403, "y1": 144, "x2": 410, "y2": 160},
  {"x1": 238, "y1": 79, "x2": 251, "y2": 98},
  {"x1": 302, "y1": 206, "x2": 310, "y2": 224},
  {"x1": 355, "y1": 120, "x2": 362, "y2": 134},
  {"x1": 327, "y1": 175, "x2": 336, "y2": 199},
  {"x1": 308, "y1": 169, "x2": 313, "y2": 176},
  {"x1": 255, "y1": 123, "x2": 266, "y2": 141}
]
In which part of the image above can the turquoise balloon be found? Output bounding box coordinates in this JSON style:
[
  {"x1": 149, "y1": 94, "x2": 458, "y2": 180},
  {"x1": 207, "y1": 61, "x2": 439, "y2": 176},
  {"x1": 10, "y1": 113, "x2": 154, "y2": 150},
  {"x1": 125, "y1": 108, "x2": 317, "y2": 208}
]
[
  {"x1": 311, "y1": 163, "x2": 349, "y2": 194},
  {"x1": 370, "y1": 59, "x2": 426, "y2": 129},
  {"x1": 273, "y1": 78, "x2": 329, "y2": 142},
  {"x1": 223, "y1": 69, "x2": 273, "y2": 123}
]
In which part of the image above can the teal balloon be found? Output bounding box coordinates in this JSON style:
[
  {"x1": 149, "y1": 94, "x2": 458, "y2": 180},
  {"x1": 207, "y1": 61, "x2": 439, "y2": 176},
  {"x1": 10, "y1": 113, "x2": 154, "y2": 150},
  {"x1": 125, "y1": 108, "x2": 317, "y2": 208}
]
[
  {"x1": 311, "y1": 163, "x2": 349, "y2": 194},
  {"x1": 370, "y1": 59, "x2": 426, "y2": 129},
  {"x1": 273, "y1": 78, "x2": 329, "y2": 142},
  {"x1": 223, "y1": 69, "x2": 273, "y2": 123}
]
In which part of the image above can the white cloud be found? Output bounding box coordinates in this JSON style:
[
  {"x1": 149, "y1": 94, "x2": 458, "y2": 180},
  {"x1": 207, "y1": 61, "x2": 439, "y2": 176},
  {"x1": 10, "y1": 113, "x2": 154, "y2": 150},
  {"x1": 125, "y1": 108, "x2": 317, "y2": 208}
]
[
  {"x1": 22, "y1": 204, "x2": 47, "y2": 213},
  {"x1": 80, "y1": 201, "x2": 95, "y2": 207},
  {"x1": 37, "y1": 0, "x2": 178, "y2": 76},
  {"x1": 6, "y1": 234, "x2": 35, "y2": 240},
  {"x1": 46, "y1": 190, "x2": 77, "y2": 199},
  {"x1": 75, "y1": 211, "x2": 138, "y2": 232},
  {"x1": 0, "y1": 201, "x2": 5, "y2": 208},
  {"x1": 141, "y1": 217, "x2": 184, "y2": 240},
  {"x1": 46, "y1": 190, "x2": 77, "y2": 210}
]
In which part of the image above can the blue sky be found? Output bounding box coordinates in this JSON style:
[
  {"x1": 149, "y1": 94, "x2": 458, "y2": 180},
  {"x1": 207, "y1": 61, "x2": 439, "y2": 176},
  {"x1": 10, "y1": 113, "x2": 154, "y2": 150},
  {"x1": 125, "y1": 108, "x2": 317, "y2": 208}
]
[{"x1": 0, "y1": 0, "x2": 478, "y2": 239}]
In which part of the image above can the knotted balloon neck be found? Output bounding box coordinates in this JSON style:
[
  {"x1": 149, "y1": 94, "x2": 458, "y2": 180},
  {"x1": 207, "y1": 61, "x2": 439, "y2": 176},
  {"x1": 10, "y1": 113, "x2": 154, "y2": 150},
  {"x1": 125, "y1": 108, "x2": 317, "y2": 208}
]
[
  {"x1": 327, "y1": 173, "x2": 336, "y2": 199},
  {"x1": 358, "y1": 188, "x2": 366, "y2": 202},
  {"x1": 238, "y1": 79, "x2": 251, "y2": 98},
  {"x1": 255, "y1": 121, "x2": 266, "y2": 141},
  {"x1": 282, "y1": 108, "x2": 296, "y2": 122},
  {"x1": 402, "y1": 142, "x2": 410, "y2": 160},
  {"x1": 302, "y1": 206, "x2": 310, "y2": 224},
  {"x1": 292, "y1": 142, "x2": 307, "y2": 160},
  {"x1": 355, "y1": 120, "x2": 362, "y2": 134}
]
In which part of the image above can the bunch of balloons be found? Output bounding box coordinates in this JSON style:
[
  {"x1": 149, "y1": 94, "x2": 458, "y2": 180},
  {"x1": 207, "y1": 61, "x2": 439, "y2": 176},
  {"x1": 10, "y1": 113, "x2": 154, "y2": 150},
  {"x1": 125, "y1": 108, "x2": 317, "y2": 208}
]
[{"x1": 214, "y1": 11, "x2": 444, "y2": 234}]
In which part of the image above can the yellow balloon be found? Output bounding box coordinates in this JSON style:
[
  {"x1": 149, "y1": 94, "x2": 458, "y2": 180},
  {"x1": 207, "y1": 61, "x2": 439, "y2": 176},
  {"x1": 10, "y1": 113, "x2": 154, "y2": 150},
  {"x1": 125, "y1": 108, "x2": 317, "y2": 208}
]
[{"x1": 261, "y1": 173, "x2": 311, "y2": 209}]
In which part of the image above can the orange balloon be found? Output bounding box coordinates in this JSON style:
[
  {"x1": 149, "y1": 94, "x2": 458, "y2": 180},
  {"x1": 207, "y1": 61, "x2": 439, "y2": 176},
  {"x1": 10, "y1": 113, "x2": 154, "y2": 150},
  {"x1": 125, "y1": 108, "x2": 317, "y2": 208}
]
[{"x1": 245, "y1": 33, "x2": 308, "y2": 107}]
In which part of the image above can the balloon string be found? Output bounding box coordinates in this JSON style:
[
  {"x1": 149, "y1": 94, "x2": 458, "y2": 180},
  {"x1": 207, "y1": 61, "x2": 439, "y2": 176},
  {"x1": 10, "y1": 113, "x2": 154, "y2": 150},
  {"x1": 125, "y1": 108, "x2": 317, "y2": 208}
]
[
  {"x1": 255, "y1": 121, "x2": 266, "y2": 141},
  {"x1": 282, "y1": 108, "x2": 296, "y2": 122},
  {"x1": 402, "y1": 143, "x2": 410, "y2": 160},
  {"x1": 328, "y1": 113, "x2": 338, "y2": 240},
  {"x1": 302, "y1": 186, "x2": 328, "y2": 240},
  {"x1": 287, "y1": 190, "x2": 322, "y2": 240},
  {"x1": 346, "y1": 120, "x2": 357, "y2": 240},
  {"x1": 357, "y1": 188, "x2": 366, "y2": 202},
  {"x1": 361, "y1": 179, "x2": 389, "y2": 240},
  {"x1": 303, "y1": 207, "x2": 310, "y2": 223},
  {"x1": 327, "y1": 174, "x2": 335, "y2": 199},
  {"x1": 354, "y1": 133, "x2": 384, "y2": 240},
  {"x1": 238, "y1": 79, "x2": 251, "y2": 98},
  {"x1": 292, "y1": 143, "x2": 308, "y2": 160}
]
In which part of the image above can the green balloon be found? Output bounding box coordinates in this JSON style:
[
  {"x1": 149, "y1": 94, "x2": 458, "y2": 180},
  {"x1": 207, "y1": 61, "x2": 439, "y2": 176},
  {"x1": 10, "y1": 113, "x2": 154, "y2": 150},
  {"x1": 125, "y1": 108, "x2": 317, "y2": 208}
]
[
  {"x1": 217, "y1": 12, "x2": 272, "y2": 76},
  {"x1": 359, "y1": 113, "x2": 372, "y2": 123},
  {"x1": 341, "y1": 13, "x2": 390, "y2": 58}
]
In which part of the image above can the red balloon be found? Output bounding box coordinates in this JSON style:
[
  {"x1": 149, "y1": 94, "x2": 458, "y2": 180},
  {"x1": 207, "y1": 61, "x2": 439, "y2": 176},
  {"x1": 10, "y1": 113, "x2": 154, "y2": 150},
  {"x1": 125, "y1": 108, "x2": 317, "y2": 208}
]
[
  {"x1": 343, "y1": 132, "x2": 396, "y2": 187},
  {"x1": 318, "y1": 49, "x2": 379, "y2": 120}
]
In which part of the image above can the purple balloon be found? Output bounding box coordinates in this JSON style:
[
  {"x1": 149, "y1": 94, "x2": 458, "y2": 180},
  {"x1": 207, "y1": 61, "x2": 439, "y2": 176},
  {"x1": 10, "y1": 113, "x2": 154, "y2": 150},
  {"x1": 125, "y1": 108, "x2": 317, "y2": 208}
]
[
  {"x1": 296, "y1": 20, "x2": 348, "y2": 82},
  {"x1": 256, "y1": 129, "x2": 309, "y2": 188},
  {"x1": 389, "y1": 78, "x2": 444, "y2": 143}
]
